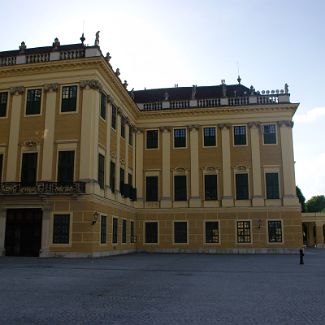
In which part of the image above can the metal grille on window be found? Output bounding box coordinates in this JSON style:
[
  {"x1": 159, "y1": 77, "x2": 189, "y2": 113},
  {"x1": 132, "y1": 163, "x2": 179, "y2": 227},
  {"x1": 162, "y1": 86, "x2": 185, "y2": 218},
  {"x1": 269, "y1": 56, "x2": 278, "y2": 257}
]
[
  {"x1": 205, "y1": 222, "x2": 219, "y2": 243},
  {"x1": 237, "y1": 221, "x2": 251, "y2": 243},
  {"x1": 53, "y1": 214, "x2": 70, "y2": 244},
  {"x1": 268, "y1": 220, "x2": 282, "y2": 242}
]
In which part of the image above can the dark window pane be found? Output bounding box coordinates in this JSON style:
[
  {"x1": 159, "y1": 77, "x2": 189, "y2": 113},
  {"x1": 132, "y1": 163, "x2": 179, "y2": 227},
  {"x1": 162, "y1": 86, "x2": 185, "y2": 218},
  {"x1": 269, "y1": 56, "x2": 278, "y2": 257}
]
[
  {"x1": 237, "y1": 221, "x2": 251, "y2": 243},
  {"x1": 111, "y1": 105, "x2": 116, "y2": 129},
  {"x1": 53, "y1": 214, "x2": 70, "y2": 244},
  {"x1": 21, "y1": 153, "x2": 37, "y2": 186},
  {"x1": 26, "y1": 89, "x2": 41, "y2": 115},
  {"x1": 204, "y1": 127, "x2": 216, "y2": 146},
  {"x1": 0, "y1": 92, "x2": 8, "y2": 117},
  {"x1": 145, "y1": 222, "x2": 158, "y2": 243},
  {"x1": 121, "y1": 116, "x2": 125, "y2": 138},
  {"x1": 100, "y1": 93, "x2": 106, "y2": 119},
  {"x1": 122, "y1": 220, "x2": 127, "y2": 243},
  {"x1": 112, "y1": 218, "x2": 118, "y2": 243},
  {"x1": 110, "y1": 161, "x2": 115, "y2": 192},
  {"x1": 263, "y1": 124, "x2": 276, "y2": 144},
  {"x1": 268, "y1": 220, "x2": 282, "y2": 243},
  {"x1": 130, "y1": 221, "x2": 135, "y2": 243},
  {"x1": 174, "y1": 128, "x2": 186, "y2": 148},
  {"x1": 98, "y1": 154, "x2": 105, "y2": 189},
  {"x1": 57, "y1": 151, "x2": 74, "y2": 184},
  {"x1": 101, "y1": 215, "x2": 107, "y2": 244},
  {"x1": 174, "y1": 175, "x2": 187, "y2": 201},
  {"x1": 61, "y1": 86, "x2": 77, "y2": 112},
  {"x1": 146, "y1": 130, "x2": 158, "y2": 149},
  {"x1": 129, "y1": 127, "x2": 133, "y2": 145},
  {"x1": 205, "y1": 222, "x2": 219, "y2": 243},
  {"x1": 146, "y1": 176, "x2": 158, "y2": 201},
  {"x1": 234, "y1": 126, "x2": 246, "y2": 145},
  {"x1": 174, "y1": 222, "x2": 187, "y2": 243},
  {"x1": 0, "y1": 154, "x2": 3, "y2": 183},
  {"x1": 266, "y1": 173, "x2": 279, "y2": 199},
  {"x1": 120, "y1": 168, "x2": 125, "y2": 196},
  {"x1": 205, "y1": 174, "x2": 217, "y2": 200},
  {"x1": 236, "y1": 174, "x2": 249, "y2": 200}
]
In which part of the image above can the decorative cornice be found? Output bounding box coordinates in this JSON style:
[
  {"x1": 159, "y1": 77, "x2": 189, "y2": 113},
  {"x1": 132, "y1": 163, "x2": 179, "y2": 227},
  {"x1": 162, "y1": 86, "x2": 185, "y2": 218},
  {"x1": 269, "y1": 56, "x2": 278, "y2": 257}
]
[
  {"x1": 247, "y1": 121, "x2": 261, "y2": 129},
  {"x1": 278, "y1": 120, "x2": 294, "y2": 128},
  {"x1": 9, "y1": 86, "x2": 24, "y2": 95},
  {"x1": 44, "y1": 83, "x2": 58, "y2": 92},
  {"x1": 80, "y1": 79, "x2": 103, "y2": 91}
]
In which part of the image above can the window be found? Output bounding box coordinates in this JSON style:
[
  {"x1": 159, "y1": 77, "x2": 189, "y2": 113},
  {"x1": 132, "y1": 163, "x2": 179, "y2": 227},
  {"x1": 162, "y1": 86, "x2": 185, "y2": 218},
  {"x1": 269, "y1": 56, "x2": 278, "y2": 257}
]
[
  {"x1": 0, "y1": 92, "x2": 8, "y2": 117},
  {"x1": 21, "y1": 152, "x2": 37, "y2": 186},
  {"x1": 100, "y1": 215, "x2": 107, "y2": 244},
  {"x1": 203, "y1": 127, "x2": 216, "y2": 146},
  {"x1": 174, "y1": 128, "x2": 186, "y2": 148},
  {"x1": 174, "y1": 175, "x2": 187, "y2": 201},
  {"x1": 233, "y1": 125, "x2": 246, "y2": 145},
  {"x1": 146, "y1": 176, "x2": 158, "y2": 201},
  {"x1": 61, "y1": 85, "x2": 77, "y2": 112},
  {"x1": 145, "y1": 222, "x2": 158, "y2": 243},
  {"x1": 237, "y1": 221, "x2": 251, "y2": 243},
  {"x1": 53, "y1": 214, "x2": 70, "y2": 244},
  {"x1": 146, "y1": 130, "x2": 158, "y2": 149},
  {"x1": 121, "y1": 116, "x2": 125, "y2": 138},
  {"x1": 100, "y1": 93, "x2": 106, "y2": 120},
  {"x1": 57, "y1": 151, "x2": 74, "y2": 184},
  {"x1": 129, "y1": 127, "x2": 133, "y2": 145},
  {"x1": 111, "y1": 105, "x2": 117, "y2": 129},
  {"x1": 263, "y1": 124, "x2": 276, "y2": 144},
  {"x1": 174, "y1": 221, "x2": 187, "y2": 243},
  {"x1": 110, "y1": 161, "x2": 115, "y2": 192},
  {"x1": 268, "y1": 220, "x2": 282, "y2": 243},
  {"x1": 122, "y1": 219, "x2": 127, "y2": 243},
  {"x1": 120, "y1": 168, "x2": 125, "y2": 196},
  {"x1": 112, "y1": 217, "x2": 118, "y2": 243},
  {"x1": 98, "y1": 154, "x2": 105, "y2": 189},
  {"x1": 0, "y1": 154, "x2": 3, "y2": 182},
  {"x1": 236, "y1": 173, "x2": 249, "y2": 200},
  {"x1": 26, "y1": 89, "x2": 42, "y2": 115},
  {"x1": 130, "y1": 221, "x2": 135, "y2": 243},
  {"x1": 205, "y1": 221, "x2": 219, "y2": 243},
  {"x1": 266, "y1": 173, "x2": 280, "y2": 199},
  {"x1": 205, "y1": 174, "x2": 218, "y2": 200}
]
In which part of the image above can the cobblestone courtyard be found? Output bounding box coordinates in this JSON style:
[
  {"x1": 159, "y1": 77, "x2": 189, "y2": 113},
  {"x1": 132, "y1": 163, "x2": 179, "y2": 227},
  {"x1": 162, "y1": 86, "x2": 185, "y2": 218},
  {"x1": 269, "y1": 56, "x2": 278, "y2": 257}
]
[{"x1": 0, "y1": 250, "x2": 324, "y2": 324}]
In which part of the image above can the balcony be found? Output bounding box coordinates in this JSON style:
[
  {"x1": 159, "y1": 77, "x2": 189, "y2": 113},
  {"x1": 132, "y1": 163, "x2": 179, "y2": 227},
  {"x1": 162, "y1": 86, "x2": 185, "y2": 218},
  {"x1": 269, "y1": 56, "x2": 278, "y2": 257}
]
[{"x1": 0, "y1": 182, "x2": 86, "y2": 195}]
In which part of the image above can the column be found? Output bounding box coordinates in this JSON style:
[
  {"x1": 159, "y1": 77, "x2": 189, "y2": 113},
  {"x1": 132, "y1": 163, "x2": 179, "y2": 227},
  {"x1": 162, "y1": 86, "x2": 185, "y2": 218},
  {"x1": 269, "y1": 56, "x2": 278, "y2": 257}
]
[
  {"x1": 220, "y1": 124, "x2": 233, "y2": 207},
  {"x1": 279, "y1": 120, "x2": 299, "y2": 206},
  {"x1": 132, "y1": 129, "x2": 136, "y2": 188},
  {"x1": 0, "y1": 207, "x2": 6, "y2": 256},
  {"x1": 40, "y1": 206, "x2": 51, "y2": 257},
  {"x1": 249, "y1": 122, "x2": 264, "y2": 206},
  {"x1": 6, "y1": 87, "x2": 24, "y2": 181},
  {"x1": 125, "y1": 122, "x2": 129, "y2": 186},
  {"x1": 42, "y1": 84, "x2": 58, "y2": 181},
  {"x1": 115, "y1": 110, "x2": 121, "y2": 198},
  {"x1": 160, "y1": 127, "x2": 172, "y2": 208},
  {"x1": 79, "y1": 80, "x2": 100, "y2": 193},
  {"x1": 315, "y1": 221, "x2": 324, "y2": 247},
  {"x1": 189, "y1": 125, "x2": 201, "y2": 207},
  {"x1": 105, "y1": 99, "x2": 112, "y2": 196},
  {"x1": 135, "y1": 128, "x2": 144, "y2": 208}
]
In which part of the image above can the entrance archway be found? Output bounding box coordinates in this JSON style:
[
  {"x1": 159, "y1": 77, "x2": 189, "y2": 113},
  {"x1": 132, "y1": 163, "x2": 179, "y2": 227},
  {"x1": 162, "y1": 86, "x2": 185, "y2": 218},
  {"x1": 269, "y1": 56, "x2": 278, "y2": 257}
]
[{"x1": 5, "y1": 209, "x2": 42, "y2": 256}]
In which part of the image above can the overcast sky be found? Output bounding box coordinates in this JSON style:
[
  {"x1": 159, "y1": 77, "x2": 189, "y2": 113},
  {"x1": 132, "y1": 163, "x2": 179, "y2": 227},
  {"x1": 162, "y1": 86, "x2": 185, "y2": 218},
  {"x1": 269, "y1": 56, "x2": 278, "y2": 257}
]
[{"x1": 1, "y1": 0, "x2": 324, "y2": 199}]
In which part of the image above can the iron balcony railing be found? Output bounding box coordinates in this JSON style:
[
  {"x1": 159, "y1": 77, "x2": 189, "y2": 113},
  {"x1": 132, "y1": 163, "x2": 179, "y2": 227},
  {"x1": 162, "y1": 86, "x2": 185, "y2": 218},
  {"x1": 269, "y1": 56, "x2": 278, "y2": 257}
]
[{"x1": 0, "y1": 181, "x2": 86, "y2": 195}]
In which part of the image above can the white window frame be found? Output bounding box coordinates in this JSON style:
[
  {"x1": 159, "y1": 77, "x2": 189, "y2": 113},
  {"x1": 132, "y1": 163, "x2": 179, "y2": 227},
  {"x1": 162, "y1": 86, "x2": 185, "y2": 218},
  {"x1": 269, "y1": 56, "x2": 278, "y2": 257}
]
[
  {"x1": 267, "y1": 219, "x2": 284, "y2": 244},
  {"x1": 173, "y1": 220, "x2": 189, "y2": 244},
  {"x1": 236, "y1": 219, "x2": 253, "y2": 244},
  {"x1": 143, "y1": 220, "x2": 159, "y2": 245}
]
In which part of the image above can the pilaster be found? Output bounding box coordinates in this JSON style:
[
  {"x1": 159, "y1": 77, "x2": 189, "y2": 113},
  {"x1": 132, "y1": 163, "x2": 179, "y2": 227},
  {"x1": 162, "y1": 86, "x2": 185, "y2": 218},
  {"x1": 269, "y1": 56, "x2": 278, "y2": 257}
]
[
  {"x1": 79, "y1": 80, "x2": 100, "y2": 193},
  {"x1": 39, "y1": 206, "x2": 51, "y2": 257},
  {"x1": 105, "y1": 100, "x2": 112, "y2": 197},
  {"x1": 279, "y1": 120, "x2": 299, "y2": 206},
  {"x1": 189, "y1": 125, "x2": 201, "y2": 207},
  {"x1": 6, "y1": 87, "x2": 24, "y2": 181},
  {"x1": 115, "y1": 110, "x2": 122, "y2": 199},
  {"x1": 248, "y1": 122, "x2": 264, "y2": 206},
  {"x1": 135, "y1": 128, "x2": 144, "y2": 208},
  {"x1": 160, "y1": 126, "x2": 172, "y2": 208},
  {"x1": 42, "y1": 84, "x2": 58, "y2": 181},
  {"x1": 220, "y1": 124, "x2": 233, "y2": 207}
]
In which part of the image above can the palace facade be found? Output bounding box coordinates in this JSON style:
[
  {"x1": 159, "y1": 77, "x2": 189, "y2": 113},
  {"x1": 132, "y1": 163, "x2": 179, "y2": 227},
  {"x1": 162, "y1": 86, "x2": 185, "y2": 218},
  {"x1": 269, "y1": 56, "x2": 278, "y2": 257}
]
[{"x1": 0, "y1": 36, "x2": 303, "y2": 257}]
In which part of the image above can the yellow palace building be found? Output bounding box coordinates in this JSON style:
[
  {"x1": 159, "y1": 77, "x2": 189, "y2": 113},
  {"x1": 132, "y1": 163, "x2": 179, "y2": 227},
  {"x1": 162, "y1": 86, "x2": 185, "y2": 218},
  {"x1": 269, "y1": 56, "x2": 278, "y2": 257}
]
[{"x1": 0, "y1": 35, "x2": 303, "y2": 257}]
